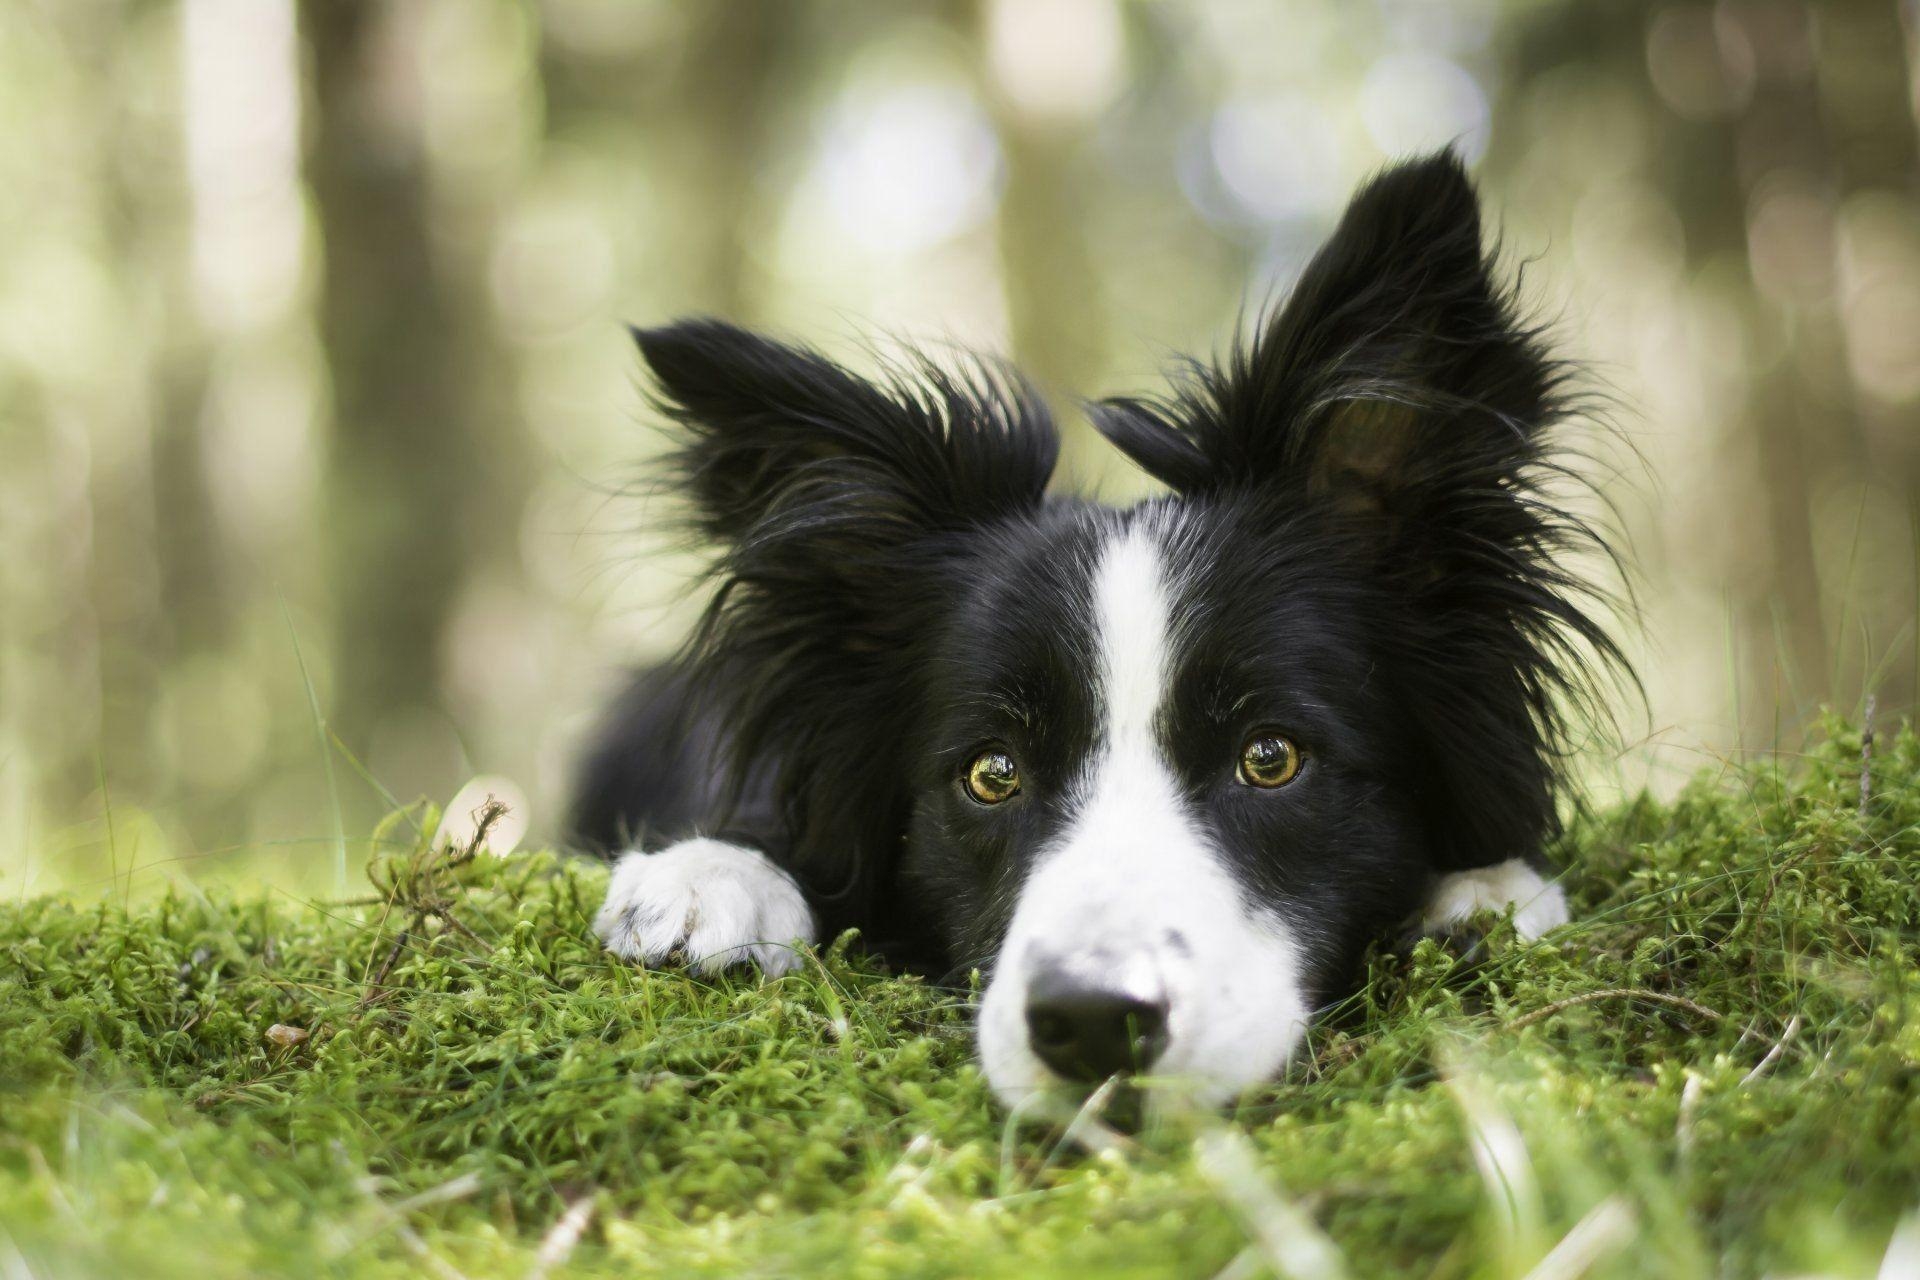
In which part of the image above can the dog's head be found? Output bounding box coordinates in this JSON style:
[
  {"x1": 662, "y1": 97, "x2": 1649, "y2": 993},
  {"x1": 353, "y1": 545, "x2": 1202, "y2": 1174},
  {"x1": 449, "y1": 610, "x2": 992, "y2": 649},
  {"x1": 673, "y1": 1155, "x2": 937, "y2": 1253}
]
[{"x1": 634, "y1": 152, "x2": 1618, "y2": 1108}]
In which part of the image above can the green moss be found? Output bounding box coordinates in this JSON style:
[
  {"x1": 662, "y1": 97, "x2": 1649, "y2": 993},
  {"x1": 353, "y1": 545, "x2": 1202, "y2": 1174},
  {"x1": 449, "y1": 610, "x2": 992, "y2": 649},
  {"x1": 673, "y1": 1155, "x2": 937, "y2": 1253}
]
[{"x1": 3, "y1": 719, "x2": 1918, "y2": 1278}]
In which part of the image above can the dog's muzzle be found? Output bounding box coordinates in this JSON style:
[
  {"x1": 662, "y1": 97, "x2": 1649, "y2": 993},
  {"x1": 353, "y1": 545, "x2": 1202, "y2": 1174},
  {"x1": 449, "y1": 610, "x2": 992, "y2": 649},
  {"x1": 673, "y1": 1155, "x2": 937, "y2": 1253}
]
[{"x1": 1022, "y1": 960, "x2": 1170, "y2": 1080}]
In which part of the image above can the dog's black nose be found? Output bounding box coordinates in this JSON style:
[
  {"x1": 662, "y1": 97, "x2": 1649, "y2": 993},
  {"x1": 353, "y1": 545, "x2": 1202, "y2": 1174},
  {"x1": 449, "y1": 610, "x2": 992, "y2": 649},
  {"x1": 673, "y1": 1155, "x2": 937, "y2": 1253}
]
[{"x1": 1024, "y1": 968, "x2": 1169, "y2": 1081}]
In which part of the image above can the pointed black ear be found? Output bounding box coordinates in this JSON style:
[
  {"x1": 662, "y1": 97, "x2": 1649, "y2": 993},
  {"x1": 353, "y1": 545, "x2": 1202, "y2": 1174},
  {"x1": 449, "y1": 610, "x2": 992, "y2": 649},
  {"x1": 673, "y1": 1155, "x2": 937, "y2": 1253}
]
[
  {"x1": 1092, "y1": 150, "x2": 1559, "y2": 535},
  {"x1": 630, "y1": 318, "x2": 1058, "y2": 915},
  {"x1": 633, "y1": 319, "x2": 1057, "y2": 547},
  {"x1": 1095, "y1": 154, "x2": 1630, "y2": 875}
]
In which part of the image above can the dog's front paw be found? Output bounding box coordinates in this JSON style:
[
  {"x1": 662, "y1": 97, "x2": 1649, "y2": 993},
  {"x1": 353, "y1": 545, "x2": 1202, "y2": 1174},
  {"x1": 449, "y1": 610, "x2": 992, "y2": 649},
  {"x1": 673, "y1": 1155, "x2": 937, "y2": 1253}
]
[
  {"x1": 594, "y1": 838, "x2": 817, "y2": 976},
  {"x1": 1420, "y1": 858, "x2": 1568, "y2": 940}
]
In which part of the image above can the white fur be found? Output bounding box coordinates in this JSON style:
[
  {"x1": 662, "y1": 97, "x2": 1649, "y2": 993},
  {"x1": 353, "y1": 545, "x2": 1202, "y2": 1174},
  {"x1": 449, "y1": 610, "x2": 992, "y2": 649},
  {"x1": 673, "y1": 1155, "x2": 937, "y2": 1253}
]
[
  {"x1": 1422, "y1": 858, "x2": 1568, "y2": 939},
  {"x1": 594, "y1": 837, "x2": 817, "y2": 976},
  {"x1": 977, "y1": 519, "x2": 1310, "y2": 1110}
]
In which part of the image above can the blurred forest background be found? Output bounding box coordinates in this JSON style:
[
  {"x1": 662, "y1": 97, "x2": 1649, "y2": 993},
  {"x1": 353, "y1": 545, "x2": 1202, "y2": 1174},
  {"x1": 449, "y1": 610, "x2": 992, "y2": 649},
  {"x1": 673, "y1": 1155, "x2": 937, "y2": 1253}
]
[{"x1": 3, "y1": 0, "x2": 1917, "y2": 897}]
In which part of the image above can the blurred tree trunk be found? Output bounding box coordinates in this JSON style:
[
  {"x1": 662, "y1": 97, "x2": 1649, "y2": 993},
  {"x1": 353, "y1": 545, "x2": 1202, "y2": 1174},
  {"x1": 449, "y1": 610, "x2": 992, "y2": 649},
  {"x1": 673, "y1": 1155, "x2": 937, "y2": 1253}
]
[
  {"x1": 538, "y1": 2, "x2": 797, "y2": 321},
  {"x1": 1719, "y1": 0, "x2": 1920, "y2": 718},
  {"x1": 971, "y1": 2, "x2": 1110, "y2": 480},
  {"x1": 1720, "y1": 0, "x2": 1838, "y2": 718},
  {"x1": 672, "y1": 5, "x2": 794, "y2": 318},
  {"x1": 1494, "y1": 1, "x2": 1917, "y2": 737},
  {"x1": 305, "y1": 5, "x2": 484, "y2": 758},
  {"x1": 991, "y1": 122, "x2": 1107, "y2": 478},
  {"x1": 151, "y1": 366, "x2": 226, "y2": 656},
  {"x1": 1814, "y1": 0, "x2": 1920, "y2": 714},
  {"x1": 73, "y1": 8, "x2": 168, "y2": 818},
  {"x1": 1815, "y1": 0, "x2": 1920, "y2": 206}
]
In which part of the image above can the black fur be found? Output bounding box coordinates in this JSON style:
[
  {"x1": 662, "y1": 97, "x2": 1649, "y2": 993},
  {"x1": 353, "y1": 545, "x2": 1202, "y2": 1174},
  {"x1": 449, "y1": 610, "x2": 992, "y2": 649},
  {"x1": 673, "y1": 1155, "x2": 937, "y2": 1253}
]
[
  {"x1": 1092, "y1": 151, "x2": 1625, "y2": 874},
  {"x1": 576, "y1": 321, "x2": 1059, "y2": 954},
  {"x1": 572, "y1": 151, "x2": 1624, "y2": 1003}
]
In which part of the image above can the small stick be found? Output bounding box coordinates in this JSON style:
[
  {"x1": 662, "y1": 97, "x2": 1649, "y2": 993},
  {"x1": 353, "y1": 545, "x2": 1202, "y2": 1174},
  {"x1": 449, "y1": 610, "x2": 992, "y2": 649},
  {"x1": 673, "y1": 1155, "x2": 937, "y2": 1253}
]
[
  {"x1": 1739, "y1": 1013, "x2": 1802, "y2": 1087},
  {"x1": 365, "y1": 927, "x2": 413, "y2": 998},
  {"x1": 363, "y1": 1172, "x2": 484, "y2": 1219},
  {"x1": 431, "y1": 908, "x2": 486, "y2": 946},
  {"x1": 1195, "y1": 1127, "x2": 1353, "y2": 1280},
  {"x1": 1675, "y1": 1072, "x2": 1703, "y2": 1162},
  {"x1": 348, "y1": 1173, "x2": 481, "y2": 1280},
  {"x1": 527, "y1": 1194, "x2": 597, "y2": 1280},
  {"x1": 1520, "y1": 1195, "x2": 1636, "y2": 1280},
  {"x1": 1860, "y1": 694, "x2": 1877, "y2": 821},
  {"x1": 1506, "y1": 988, "x2": 1723, "y2": 1032},
  {"x1": 1055, "y1": 1076, "x2": 1137, "y2": 1160},
  {"x1": 448, "y1": 798, "x2": 508, "y2": 867},
  {"x1": 1209, "y1": 1245, "x2": 1266, "y2": 1280},
  {"x1": 391, "y1": 1220, "x2": 471, "y2": 1280}
]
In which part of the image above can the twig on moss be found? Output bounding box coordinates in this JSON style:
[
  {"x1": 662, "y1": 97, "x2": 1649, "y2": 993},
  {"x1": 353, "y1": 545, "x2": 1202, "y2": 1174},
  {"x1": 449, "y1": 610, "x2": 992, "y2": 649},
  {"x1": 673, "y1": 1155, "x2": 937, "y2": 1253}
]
[
  {"x1": 362, "y1": 799, "x2": 510, "y2": 1004},
  {"x1": 1506, "y1": 988, "x2": 1723, "y2": 1032},
  {"x1": 1055, "y1": 1076, "x2": 1136, "y2": 1160},
  {"x1": 1521, "y1": 1195, "x2": 1636, "y2": 1280},
  {"x1": 1739, "y1": 1013, "x2": 1801, "y2": 1087},
  {"x1": 1195, "y1": 1126, "x2": 1353, "y2": 1280},
  {"x1": 448, "y1": 798, "x2": 508, "y2": 869},
  {"x1": 1676, "y1": 1072, "x2": 1703, "y2": 1162},
  {"x1": 366, "y1": 928, "x2": 413, "y2": 998},
  {"x1": 527, "y1": 1193, "x2": 597, "y2": 1280}
]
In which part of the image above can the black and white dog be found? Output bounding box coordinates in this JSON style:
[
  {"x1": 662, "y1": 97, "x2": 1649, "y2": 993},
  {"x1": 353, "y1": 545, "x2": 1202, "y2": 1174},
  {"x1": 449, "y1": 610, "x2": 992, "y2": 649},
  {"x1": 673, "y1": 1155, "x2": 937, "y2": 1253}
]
[{"x1": 572, "y1": 152, "x2": 1621, "y2": 1110}]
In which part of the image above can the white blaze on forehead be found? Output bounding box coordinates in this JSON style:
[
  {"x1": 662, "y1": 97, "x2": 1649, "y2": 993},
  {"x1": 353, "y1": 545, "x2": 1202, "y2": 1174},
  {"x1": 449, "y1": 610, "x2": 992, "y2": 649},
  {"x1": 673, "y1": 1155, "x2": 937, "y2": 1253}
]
[
  {"x1": 1090, "y1": 518, "x2": 1175, "y2": 751},
  {"x1": 975, "y1": 513, "x2": 1310, "y2": 1112}
]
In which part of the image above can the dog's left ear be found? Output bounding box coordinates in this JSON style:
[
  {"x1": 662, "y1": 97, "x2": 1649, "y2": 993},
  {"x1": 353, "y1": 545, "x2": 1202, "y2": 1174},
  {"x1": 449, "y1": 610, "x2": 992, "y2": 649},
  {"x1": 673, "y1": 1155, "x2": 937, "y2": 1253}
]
[
  {"x1": 1093, "y1": 150, "x2": 1559, "y2": 544},
  {"x1": 1096, "y1": 150, "x2": 1624, "y2": 872}
]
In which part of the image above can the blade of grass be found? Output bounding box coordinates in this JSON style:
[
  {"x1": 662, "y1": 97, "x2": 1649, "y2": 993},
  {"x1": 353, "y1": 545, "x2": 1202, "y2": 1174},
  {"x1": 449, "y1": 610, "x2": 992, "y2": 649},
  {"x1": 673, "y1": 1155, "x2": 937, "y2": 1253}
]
[{"x1": 283, "y1": 593, "x2": 349, "y2": 898}]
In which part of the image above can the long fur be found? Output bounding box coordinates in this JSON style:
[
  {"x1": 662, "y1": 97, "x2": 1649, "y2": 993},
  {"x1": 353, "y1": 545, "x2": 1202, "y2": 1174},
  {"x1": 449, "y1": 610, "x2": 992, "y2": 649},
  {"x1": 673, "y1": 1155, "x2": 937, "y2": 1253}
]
[
  {"x1": 1091, "y1": 152, "x2": 1627, "y2": 871},
  {"x1": 626, "y1": 321, "x2": 1058, "y2": 938}
]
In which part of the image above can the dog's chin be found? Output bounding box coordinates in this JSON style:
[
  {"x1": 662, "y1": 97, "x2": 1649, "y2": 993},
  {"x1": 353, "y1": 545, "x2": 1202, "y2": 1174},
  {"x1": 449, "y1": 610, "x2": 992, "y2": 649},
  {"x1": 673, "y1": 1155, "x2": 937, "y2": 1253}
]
[{"x1": 976, "y1": 1022, "x2": 1309, "y2": 1120}]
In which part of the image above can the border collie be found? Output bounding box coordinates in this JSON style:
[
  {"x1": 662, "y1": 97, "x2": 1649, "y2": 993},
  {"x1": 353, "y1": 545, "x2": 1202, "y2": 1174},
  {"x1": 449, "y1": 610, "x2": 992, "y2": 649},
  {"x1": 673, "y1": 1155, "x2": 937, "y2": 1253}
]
[{"x1": 572, "y1": 151, "x2": 1622, "y2": 1111}]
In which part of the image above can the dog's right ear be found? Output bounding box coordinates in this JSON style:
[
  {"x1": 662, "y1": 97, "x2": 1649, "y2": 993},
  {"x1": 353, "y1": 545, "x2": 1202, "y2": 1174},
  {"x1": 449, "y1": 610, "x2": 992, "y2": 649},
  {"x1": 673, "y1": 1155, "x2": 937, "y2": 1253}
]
[
  {"x1": 629, "y1": 319, "x2": 1057, "y2": 914},
  {"x1": 632, "y1": 319, "x2": 1056, "y2": 548}
]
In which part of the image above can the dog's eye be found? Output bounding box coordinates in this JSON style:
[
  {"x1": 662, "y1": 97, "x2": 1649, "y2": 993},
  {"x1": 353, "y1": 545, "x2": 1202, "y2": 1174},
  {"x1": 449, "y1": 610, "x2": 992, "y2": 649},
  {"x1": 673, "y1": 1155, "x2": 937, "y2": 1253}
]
[
  {"x1": 964, "y1": 750, "x2": 1022, "y2": 805},
  {"x1": 1238, "y1": 734, "x2": 1302, "y2": 788}
]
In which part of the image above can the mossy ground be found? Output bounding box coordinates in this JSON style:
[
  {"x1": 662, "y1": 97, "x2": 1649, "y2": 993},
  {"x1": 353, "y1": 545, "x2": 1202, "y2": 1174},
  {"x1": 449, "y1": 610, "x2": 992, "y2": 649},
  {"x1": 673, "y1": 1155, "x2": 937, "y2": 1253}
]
[{"x1": 3, "y1": 720, "x2": 1918, "y2": 1278}]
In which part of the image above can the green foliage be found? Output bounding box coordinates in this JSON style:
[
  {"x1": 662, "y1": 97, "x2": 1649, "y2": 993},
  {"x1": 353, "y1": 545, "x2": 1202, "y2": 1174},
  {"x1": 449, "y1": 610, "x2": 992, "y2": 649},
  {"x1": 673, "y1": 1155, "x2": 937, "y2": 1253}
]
[{"x1": 4, "y1": 720, "x2": 1918, "y2": 1278}]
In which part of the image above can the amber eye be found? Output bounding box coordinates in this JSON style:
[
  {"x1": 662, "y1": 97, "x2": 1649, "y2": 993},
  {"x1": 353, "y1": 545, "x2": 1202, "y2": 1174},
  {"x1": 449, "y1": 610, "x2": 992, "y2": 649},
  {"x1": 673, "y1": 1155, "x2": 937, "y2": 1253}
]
[
  {"x1": 964, "y1": 750, "x2": 1022, "y2": 805},
  {"x1": 1238, "y1": 733, "x2": 1302, "y2": 788}
]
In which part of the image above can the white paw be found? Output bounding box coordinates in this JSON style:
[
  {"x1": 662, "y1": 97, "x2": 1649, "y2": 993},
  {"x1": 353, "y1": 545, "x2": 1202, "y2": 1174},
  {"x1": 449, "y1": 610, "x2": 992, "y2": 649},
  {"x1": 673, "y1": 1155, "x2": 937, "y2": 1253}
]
[
  {"x1": 1422, "y1": 858, "x2": 1569, "y2": 940},
  {"x1": 594, "y1": 838, "x2": 818, "y2": 976}
]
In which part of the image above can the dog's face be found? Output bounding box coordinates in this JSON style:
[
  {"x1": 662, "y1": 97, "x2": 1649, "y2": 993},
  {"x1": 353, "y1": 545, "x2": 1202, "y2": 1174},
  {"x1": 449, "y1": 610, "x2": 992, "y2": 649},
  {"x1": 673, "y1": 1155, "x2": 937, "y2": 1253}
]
[
  {"x1": 631, "y1": 152, "x2": 1614, "y2": 1108},
  {"x1": 905, "y1": 501, "x2": 1430, "y2": 1105}
]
